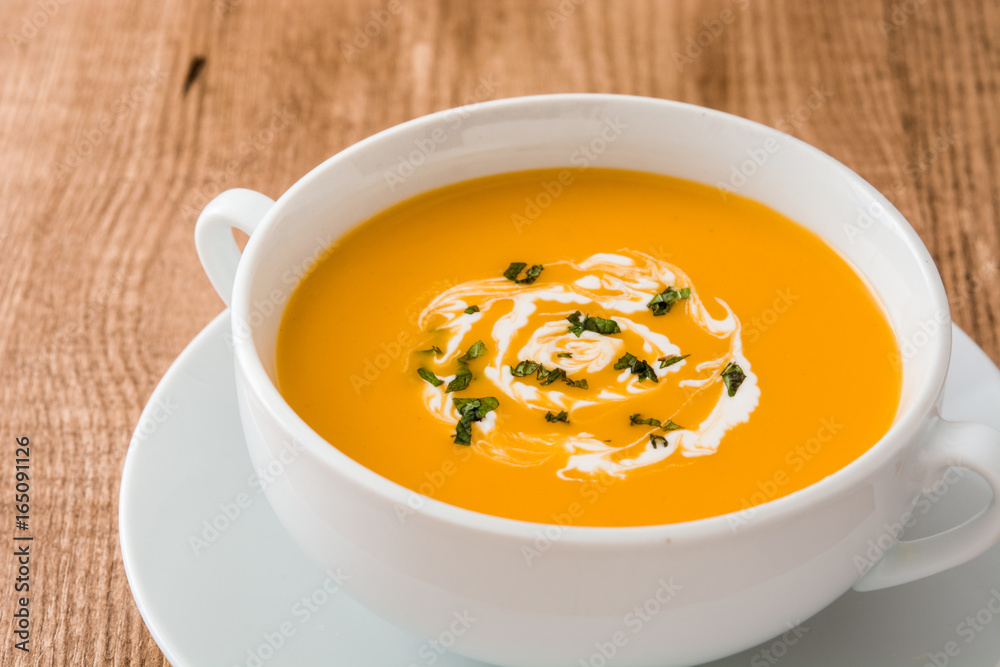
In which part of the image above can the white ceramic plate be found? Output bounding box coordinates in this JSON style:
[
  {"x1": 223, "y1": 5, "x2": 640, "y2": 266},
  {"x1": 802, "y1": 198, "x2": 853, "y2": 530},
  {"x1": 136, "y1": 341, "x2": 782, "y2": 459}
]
[{"x1": 119, "y1": 312, "x2": 1000, "y2": 667}]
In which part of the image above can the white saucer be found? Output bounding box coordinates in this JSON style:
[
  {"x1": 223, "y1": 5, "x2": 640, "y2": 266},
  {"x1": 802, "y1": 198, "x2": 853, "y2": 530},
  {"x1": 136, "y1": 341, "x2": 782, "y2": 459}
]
[{"x1": 120, "y1": 312, "x2": 1000, "y2": 667}]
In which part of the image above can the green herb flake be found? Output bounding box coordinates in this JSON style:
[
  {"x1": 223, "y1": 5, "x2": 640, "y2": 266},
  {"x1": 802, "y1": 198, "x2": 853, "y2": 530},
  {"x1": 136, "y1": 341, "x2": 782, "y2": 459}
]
[
  {"x1": 630, "y1": 413, "x2": 662, "y2": 428},
  {"x1": 647, "y1": 286, "x2": 691, "y2": 316},
  {"x1": 721, "y1": 362, "x2": 746, "y2": 397},
  {"x1": 453, "y1": 396, "x2": 499, "y2": 418},
  {"x1": 661, "y1": 419, "x2": 684, "y2": 432},
  {"x1": 454, "y1": 418, "x2": 473, "y2": 445},
  {"x1": 567, "y1": 311, "x2": 621, "y2": 337},
  {"x1": 418, "y1": 346, "x2": 443, "y2": 355},
  {"x1": 417, "y1": 368, "x2": 443, "y2": 387},
  {"x1": 503, "y1": 262, "x2": 544, "y2": 285},
  {"x1": 545, "y1": 410, "x2": 569, "y2": 423},
  {"x1": 510, "y1": 360, "x2": 541, "y2": 377},
  {"x1": 658, "y1": 354, "x2": 690, "y2": 369},
  {"x1": 503, "y1": 262, "x2": 526, "y2": 281},
  {"x1": 614, "y1": 353, "x2": 659, "y2": 383},
  {"x1": 584, "y1": 315, "x2": 621, "y2": 335},
  {"x1": 459, "y1": 340, "x2": 487, "y2": 362},
  {"x1": 564, "y1": 377, "x2": 589, "y2": 389},
  {"x1": 557, "y1": 352, "x2": 573, "y2": 358},
  {"x1": 614, "y1": 353, "x2": 638, "y2": 371},
  {"x1": 446, "y1": 361, "x2": 473, "y2": 393},
  {"x1": 464, "y1": 305, "x2": 480, "y2": 314},
  {"x1": 650, "y1": 434, "x2": 669, "y2": 449},
  {"x1": 452, "y1": 396, "x2": 500, "y2": 445},
  {"x1": 536, "y1": 366, "x2": 567, "y2": 386}
]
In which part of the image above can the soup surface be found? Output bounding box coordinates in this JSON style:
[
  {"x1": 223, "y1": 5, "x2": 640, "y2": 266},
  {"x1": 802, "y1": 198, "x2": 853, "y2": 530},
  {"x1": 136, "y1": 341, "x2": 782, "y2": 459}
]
[{"x1": 276, "y1": 168, "x2": 900, "y2": 527}]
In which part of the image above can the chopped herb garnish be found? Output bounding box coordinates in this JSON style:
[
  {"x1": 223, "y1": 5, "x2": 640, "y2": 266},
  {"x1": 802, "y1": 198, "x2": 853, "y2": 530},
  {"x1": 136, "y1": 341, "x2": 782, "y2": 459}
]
[
  {"x1": 453, "y1": 396, "x2": 499, "y2": 417},
  {"x1": 614, "y1": 353, "x2": 637, "y2": 370},
  {"x1": 452, "y1": 396, "x2": 499, "y2": 445},
  {"x1": 584, "y1": 315, "x2": 621, "y2": 335},
  {"x1": 631, "y1": 414, "x2": 684, "y2": 431},
  {"x1": 545, "y1": 410, "x2": 569, "y2": 423},
  {"x1": 650, "y1": 434, "x2": 669, "y2": 448},
  {"x1": 614, "y1": 353, "x2": 659, "y2": 383},
  {"x1": 503, "y1": 262, "x2": 526, "y2": 281},
  {"x1": 464, "y1": 305, "x2": 480, "y2": 314},
  {"x1": 536, "y1": 366, "x2": 567, "y2": 386},
  {"x1": 459, "y1": 340, "x2": 487, "y2": 362},
  {"x1": 454, "y1": 418, "x2": 473, "y2": 445},
  {"x1": 511, "y1": 360, "x2": 587, "y2": 390},
  {"x1": 567, "y1": 311, "x2": 621, "y2": 337},
  {"x1": 658, "y1": 354, "x2": 690, "y2": 369},
  {"x1": 503, "y1": 262, "x2": 544, "y2": 285},
  {"x1": 721, "y1": 362, "x2": 746, "y2": 397},
  {"x1": 417, "y1": 368, "x2": 443, "y2": 387},
  {"x1": 446, "y1": 361, "x2": 473, "y2": 393},
  {"x1": 630, "y1": 413, "x2": 662, "y2": 428},
  {"x1": 647, "y1": 287, "x2": 691, "y2": 316},
  {"x1": 557, "y1": 352, "x2": 573, "y2": 358},
  {"x1": 418, "y1": 346, "x2": 443, "y2": 355},
  {"x1": 510, "y1": 360, "x2": 541, "y2": 377}
]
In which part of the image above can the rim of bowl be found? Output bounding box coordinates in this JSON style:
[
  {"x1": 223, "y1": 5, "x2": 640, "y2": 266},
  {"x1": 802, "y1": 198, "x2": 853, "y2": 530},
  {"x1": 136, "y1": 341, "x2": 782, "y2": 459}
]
[{"x1": 231, "y1": 93, "x2": 951, "y2": 545}]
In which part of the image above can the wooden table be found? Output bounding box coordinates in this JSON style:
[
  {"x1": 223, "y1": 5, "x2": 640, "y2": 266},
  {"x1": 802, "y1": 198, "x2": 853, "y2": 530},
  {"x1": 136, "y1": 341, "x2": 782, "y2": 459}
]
[{"x1": 1, "y1": 0, "x2": 997, "y2": 664}]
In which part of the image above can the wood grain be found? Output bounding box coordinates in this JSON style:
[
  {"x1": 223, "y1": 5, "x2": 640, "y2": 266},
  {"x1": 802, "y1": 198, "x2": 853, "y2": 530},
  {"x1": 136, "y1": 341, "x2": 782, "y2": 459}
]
[{"x1": 0, "y1": 0, "x2": 997, "y2": 664}]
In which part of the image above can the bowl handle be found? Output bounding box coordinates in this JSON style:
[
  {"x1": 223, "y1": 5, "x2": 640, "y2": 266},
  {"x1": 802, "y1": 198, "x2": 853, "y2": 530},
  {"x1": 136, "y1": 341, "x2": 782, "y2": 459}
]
[
  {"x1": 853, "y1": 417, "x2": 1000, "y2": 591},
  {"x1": 194, "y1": 188, "x2": 276, "y2": 306}
]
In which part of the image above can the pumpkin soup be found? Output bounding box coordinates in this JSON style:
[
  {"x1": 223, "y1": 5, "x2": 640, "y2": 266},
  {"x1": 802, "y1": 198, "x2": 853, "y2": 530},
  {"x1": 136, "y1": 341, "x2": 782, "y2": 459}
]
[{"x1": 276, "y1": 168, "x2": 900, "y2": 526}]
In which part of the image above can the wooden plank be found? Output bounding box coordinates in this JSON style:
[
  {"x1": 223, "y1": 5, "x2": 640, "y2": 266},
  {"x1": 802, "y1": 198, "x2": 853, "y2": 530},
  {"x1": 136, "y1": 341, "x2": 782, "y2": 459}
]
[{"x1": 0, "y1": 0, "x2": 996, "y2": 663}]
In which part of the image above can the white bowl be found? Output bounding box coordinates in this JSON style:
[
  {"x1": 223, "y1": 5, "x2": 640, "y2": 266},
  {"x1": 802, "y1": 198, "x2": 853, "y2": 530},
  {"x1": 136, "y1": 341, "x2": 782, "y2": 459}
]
[{"x1": 194, "y1": 94, "x2": 1000, "y2": 667}]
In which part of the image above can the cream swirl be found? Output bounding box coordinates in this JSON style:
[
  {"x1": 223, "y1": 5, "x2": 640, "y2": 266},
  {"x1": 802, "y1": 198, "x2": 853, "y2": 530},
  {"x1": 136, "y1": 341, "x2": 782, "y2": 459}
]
[{"x1": 411, "y1": 251, "x2": 760, "y2": 480}]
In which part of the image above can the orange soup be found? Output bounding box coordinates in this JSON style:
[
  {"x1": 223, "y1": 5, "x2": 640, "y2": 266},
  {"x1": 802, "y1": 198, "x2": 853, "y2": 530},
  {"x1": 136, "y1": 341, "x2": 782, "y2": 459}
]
[{"x1": 276, "y1": 169, "x2": 900, "y2": 527}]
